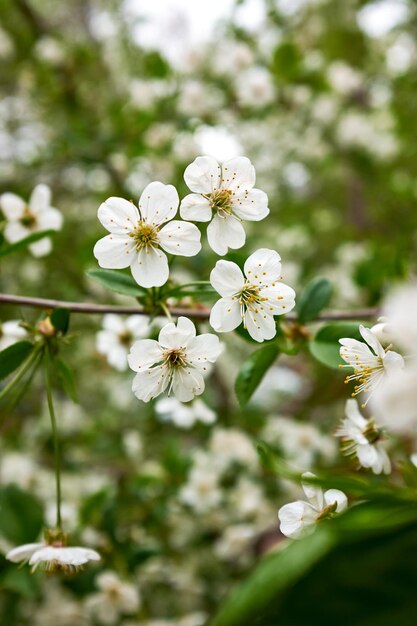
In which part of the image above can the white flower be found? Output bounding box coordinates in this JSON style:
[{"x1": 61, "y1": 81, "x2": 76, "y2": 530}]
[
  {"x1": 155, "y1": 396, "x2": 216, "y2": 428},
  {"x1": 215, "y1": 524, "x2": 257, "y2": 561},
  {"x1": 96, "y1": 314, "x2": 151, "y2": 371},
  {"x1": 278, "y1": 474, "x2": 347, "y2": 539},
  {"x1": 180, "y1": 156, "x2": 269, "y2": 255},
  {"x1": 128, "y1": 316, "x2": 221, "y2": 403},
  {"x1": 370, "y1": 365, "x2": 417, "y2": 434},
  {"x1": 339, "y1": 324, "x2": 404, "y2": 404},
  {"x1": 336, "y1": 399, "x2": 391, "y2": 474},
  {"x1": 93, "y1": 182, "x2": 201, "y2": 288},
  {"x1": 0, "y1": 319, "x2": 27, "y2": 351},
  {"x1": 0, "y1": 184, "x2": 63, "y2": 257},
  {"x1": 86, "y1": 570, "x2": 141, "y2": 625},
  {"x1": 180, "y1": 454, "x2": 222, "y2": 512},
  {"x1": 209, "y1": 248, "x2": 296, "y2": 342},
  {"x1": 382, "y1": 283, "x2": 417, "y2": 351},
  {"x1": 235, "y1": 67, "x2": 276, "y2": 108},
  {"x1": 6, "y1": 538, "x2": 100, "y2": 573},
  {"x1": 209, "y1": 428, "x2": 258, "y2": 469}
]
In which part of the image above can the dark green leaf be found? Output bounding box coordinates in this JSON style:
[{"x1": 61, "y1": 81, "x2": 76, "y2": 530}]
[
  {"x1": 1, "y1": 568, "x2": 41, "y2": 599},
  {"x1": 0, "y1": 230, "x2": 55, "y2": 258},
  {"x1": 297, "y1": 277, "x2": 333, "y2": 323},
  {"x1": 0, "y1": 485, "x2": 44, "y2": 544},
  {"x1": 0, "y1": 341, "x2": 33, "y2": 380},
  {"x1": 235, "y1": 345, "x2": 280, "y2": 407},
  {"x1": 87, "y1": 269, "x2": 146, "y2": 297},
  {"x1": 50, "y1": 307, "x2": 70, "y2": 335},
  {"x1": 55, "y1": 357, "x2": 78, "y2": 402},
  {"x1": 309, "y1": 322, "x2": 362, "y2": 369}
]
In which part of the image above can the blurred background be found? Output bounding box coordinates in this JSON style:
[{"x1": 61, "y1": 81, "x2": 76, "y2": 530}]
[{"x1": 0, "y1": 0, "x2": 417, "y2": 624}]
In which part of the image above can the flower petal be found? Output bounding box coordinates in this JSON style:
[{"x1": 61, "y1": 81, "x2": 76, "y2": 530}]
[
  {"x1": 210, "y1": 259, "x2": 244, "y2": 296},
  {"x1": 344, "y1": 399, "x2": 368, "y2": 429},
  {"x1": 383, "y1": 350, "x2": 405, "y2": 373},
  {"x1": 29, "y1": 238, "x2": 52, "y2": 257},
  {"x1": 278, "y1": 501, "x2": 317, "y2": 539},
  {"x1": 221, "y1": 157, "x2": 256, "y2": 192},
  {"x1": 29, "y1": 184, "x2": 51, "y2": 213},
  {"x1": 4, "y1": 222, "x2": 29, "y2": 244},
  {"x1": 158, "y1": 317, "x2": 195, "y2": 349},
  {"x1": 132, "y1": 366, "x2": 168, "y2": 402},
  {"x1": 128, "y1": 339, "x2": 162, "y2": 371},
  {"x1": 258, "y1": 283, "x2": 296, "y2": 315},
  {"x1": 6, "y1": 543, "x2": 45, "y2": 563},
  {"x1": 187, "y1": 333, "x2": 222, "y2": 363},
  {"x1": 138, "y1": 181, "x2": 179, "y2": 225},
  {"x1": 323, "y1": 489, "x2": 348, "y2": 512},
  {"x1": 0, "y1": 192, "x2": 25, "y2": 220},
  {"x1": 37, "y1": 207, "x2": 63, "y2": 231},
  {"x1": 232, "y1": 188, "x2": 269, "y2": 221},
  {"x1": 359, "y1": 325, "x2": 384, "y2": 358},
  {"x1": 97, "y1": 197, "x2": 139, "y2": 235},
  {"x1": 207, "y1": 214, "x2": 246, "y2": 256},
  {"x1": 184, "y1": 156, "x2": 221, "y2": 194},
  {"x1": 130, "y1": 247, "x2": 169, "y2": 287},
  {"x1": 244, "y1": 248, "x2": 282, "y2": 283},
  {"x1": 172, "y1": 367, "x2": 205, "y2": 402},
  {"x1": 180, "y1": 194, "x2": 212, "y2": 222},
  {"x1": 210, "y1": 299, "x2": 241, "y2": 333},
  {"x1": 94, "y1": 234, "x2": 136, "y2": 269},
  {"x1": 158, "y1": 221, "x2": 201, "y2": 256},
  {"x1": 244, "y1": 308, "x2": 276, "y2": 342}
]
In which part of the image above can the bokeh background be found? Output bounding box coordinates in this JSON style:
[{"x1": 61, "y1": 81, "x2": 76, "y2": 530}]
[{"x1": 0, "y1": 1, "x2": 417, "y2": 624}]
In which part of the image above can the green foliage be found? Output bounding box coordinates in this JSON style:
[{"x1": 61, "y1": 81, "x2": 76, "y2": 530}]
[
  {"x1": 0, "y1": 341, "x2": 34, "y2": 380},
  {"x1": 309, "y1": 322, "x2": 362, "y2": 369},
  {"x1": 87, "y1": 269, "x2": 146, "y2": 298},
  {"x1": 0, "y1": 485, "x2": 44, "y2": 545},
  {"x1": 55, "y1": 357, "x2": 78, "y2": 403},
  {"x1": 235, "y1": 345, "x2": 280, "y2": 407},
  {"x1": 50, "y1": 307, "x2": 70, "y2": 335},
  {"x1": 297, "y1": 277, "x2": 333, "y2": 323}
]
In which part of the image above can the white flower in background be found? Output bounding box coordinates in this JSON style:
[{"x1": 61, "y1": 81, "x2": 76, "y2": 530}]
[
  {"x1": 382, "y1": 283, "x2": 417, "y2": 351},
  {"x1": 235, "y1": 67, "x2": 275, "y2": 108},
  {"x1": 0, "y1": 184, "x2": 63, "y2": 257},
  {"x1": 215, "y1": 524, "x2": 257, "y2": 561},
  {"x1": 155, "y1": 396, "x2": 216, "y2": 428},
  {"x1": 0, "y1": 319, "x2": 27, "y2": 351},
  {"x1": 210, "y1": 248, "x2": 296, "y2": 342},
  {"x1": 93, "y1": 182, "x2": 201, "y2": 288},
  {"x1": 86, "y1": 570, "x2": 141, "y2": 625},
  {"x1": 336, "y1": 399, "x2": 391, "y2": 474},
  {"x1": 278, "y1": 474, "x2": 348, "y2": 539},
  {"x1": 231, "y1": 478, "x2": 267, "y2": 519},
  {"x1": 180, "y1": 453, "x2": 222, "y2": 512},
  {"x1": 370, "y1": 365, "x2": 417, "y2": 433},
  {"x1": 209, "y1": 428, "x2": 258, "y2": 469},
  {"x1": 327, "y1": 61, "x2": 362, "y2": 94},
  {"x1": 128, "y1": 316, "x2": 221, "y2": 403},
  {"x1": 180, "y1": 156, "x2": 269, "y2": 255},
  {"x1": 96, "y1": 314, "x2": 151, "y2": 371},
  {"x1": 6, "y1": 536, "x2": 100, "y2": 573},
  {"x1": 339, "y1": 324, "x2": 404, "y2": 404}
]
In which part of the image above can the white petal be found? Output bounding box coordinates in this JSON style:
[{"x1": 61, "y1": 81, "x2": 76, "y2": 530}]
[
  {"x1": 221, "y1": 157, "x2": 256, "y2": 192},
  {"x1": 210, "y1": 299, "x2": 241, "y2": 333},
  {"x1": 29, "y1": 237, "x2": 52, "y2": 257},
  {"x1": 302, "y1": 473, "x2": 323, "y2": 510},
  {"x1": 187, "y1": 333, "x2": 222, "y2": 364},
  {"x1": 132, "y1": 366, "x2": 168, "y2": 402},
  {"x1": 0, "y1": 192, "x2": 25, "y2": 220},
  {"x1": 138, "y1": 181, "x2": 179, "y2": 225},
  {"x1": 232, "y1": 188, "x2": 269, "y2": 221},
  {"x1": 130, "y1": 247, "x2": 169, "y2": 287},
  {"x1": 128, "y1": 339, "x2": 162, "y2": 371},
  {"x1": 172, "y1": 367, "x2": 205, "y2": 402},
  {"x1": 210, "y1": 260, "x2": 244, "y2": 296},
  {"x1": 97, "y1": 197, "x2": 139, "y2": 234},
  {"x1": 180, "y1": 194, "x2": 212, "y2": 222},
  {"x1": 6, "y1": 543, "x2": 45, "y2": 563},
  {"x1": 4, "y1": 221, "x2": 29, "y2": 243},
  {"x1": 94, "y1": 234, "x2": 136, "y2": 269},
  {"x1": 344, "y1": 399, "x2": 367, "y2": 429},
  {"x1": 359, "y1": 325, "x2": 384, "y2": 358},
  {"x1": 244, "y1": 308, "x2": 276, "y2": 342},
  {"x1": 29, "y1": 184, "x2": 51, "y2": 213},
  {"x1": 102, "y1": 314, "x2": 125, "y2": 334},
  {"x1": 96, "y1": 330, "x2": 120, "y2": 354},
  {"x1": 158, "y1": 221, "x2": 201, "y2": 257},
  {"x1": 207, "y1": 214, "x2": 246, "y2": 256},
  {"x1": 356, "y1": 444, "x2": 379, "y2": 470},
  {"x1": 106, "y1": 346, "x2": 129, "y2": 371},
  {"x1": 258, "y1": 283, "x2": 296, "y2": 315},
  {"x1": 37, "y1": 207, "x2": 63, "y2": 231},
  {"x1": 126, "y1": 315, "x2": 151, "y2": 336},
  {"x1": 177, "y1": 316, "x2": 197, "y2": 338},
  {"x1": 184, "y1": 156, "x2": 221, "y2": 194},
  {"x1": 383, "y1": 350, "x2": 405, "y2": 373},
  {"x1": 278, "y1": 501, "x2": 317, "y2": 539},
  {"x1": 244, "y1": 248, "x2": 282, "y2": 284},
  {"x1": 158, "y1": 317, "x2": 195, "y2": 349},
  {"x1": 323, "y1": 489, "x2": 347, "y2": 513}
]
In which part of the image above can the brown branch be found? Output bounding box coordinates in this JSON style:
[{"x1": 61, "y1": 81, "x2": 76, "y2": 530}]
[{"x1": 0, "y1": 293, "x2": 379, "y2": 322}]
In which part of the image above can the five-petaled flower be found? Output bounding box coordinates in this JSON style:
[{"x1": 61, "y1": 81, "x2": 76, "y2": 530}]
[
  {"x1": 0, "y1": 184, "x2": 63, "y2": 257},
  {"x1": 96, "y1": 314, "x2": 151, "y2": 372},
  {"x1": 336, "y1": 399, "x2": 391, "y2": 475},
  {"x1": 278, "y1": 473, "x2": 347, "y2": 539},
  {"x1": 94, "y1": 182, "x2": 201, "y2": 288},
  {"x1": 128, "y1": 316, "x2": 222, "y2": 402},
  {"x1": 180, "y1": 156, "x2": 269, "y2": 255},
  {"x1": 209, "y1": 248, "x2": 296, "y2": 342},
  {"x1": 339, "y1": 325, "x2": 404, "y2": 405}
]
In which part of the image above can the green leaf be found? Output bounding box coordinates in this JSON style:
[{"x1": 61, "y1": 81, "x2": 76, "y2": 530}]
[
  {"x1": 87, "y1": 269, "x2": 146, "y2": 297},
  {"x1": 0, "y1": 485, "x2": 44, "y2": 544},
  {"x1": 55, "y1": 357, "x2": 78, "y2": 402},
  {"x1": 297, "y1": 277, "x2": 333, "y2": 323},
  {"x1": 309, "y1": 322, "x2": 362, "y2": 369},
  {"x1": 0, "y1": 230, "x2": 55, "y2": 258},
  {"x1": 0, "y1": 341, "x2": 34, "y2": 380},
  {"x1": 235, "y1": 345, "x2": 280, "y2": 407},
  {"x1": 1, "y1": 568, "x2": 41, "y2": 599},
  {"x1": 50, "y1": 307, "x2": 70, "y2": 335}
]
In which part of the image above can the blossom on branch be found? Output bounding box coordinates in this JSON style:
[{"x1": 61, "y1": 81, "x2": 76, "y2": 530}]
[{"x1": 96, "y1": 314, "x2": 151, "y2": 371}]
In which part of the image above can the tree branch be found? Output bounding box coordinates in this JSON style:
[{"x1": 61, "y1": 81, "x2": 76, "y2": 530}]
[{"x1": 0, "y1": 293, "x2": 379, "y2": 322}]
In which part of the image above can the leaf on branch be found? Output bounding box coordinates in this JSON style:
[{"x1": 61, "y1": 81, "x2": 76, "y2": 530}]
[
  {"x1": 50, "y1": 307, "x2": 70, "y2": 335},
  {"x1": 0, "y1": 230, "x2": 56, "y2": 258},
  {"x1": 0, "y1": 485, "x2": 44, "y2": 544},
  {"x1": 235, "y1": 344, "x2": 280, "y2": 407},
  {"x1": 0, "y1": 341, "x2": 34, "y2": 381},
  {"x1": 297, "y1": 277, "x2": 333, "y2": 323},
  {"x1": 309, "y1": 322, "x2": 361, "y2": 369},
  {"x1": 55, "y1": 357, "x2": 78, "y2": 403},
  {"x1": 87, "y1": 269, "x2": 146, "y2": 298}
]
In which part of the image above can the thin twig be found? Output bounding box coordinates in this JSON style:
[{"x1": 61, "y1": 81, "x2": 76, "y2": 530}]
[{"x1": 0, "y1": 293, "x2": 379, "y2": 321}]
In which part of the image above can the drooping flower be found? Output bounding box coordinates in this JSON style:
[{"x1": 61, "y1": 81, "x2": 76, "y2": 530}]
[
  {"x1": 6, "y1": 530, "x2": 100, "y2": 573},
  {"x1": 339, "y1": 324, "x2": 404, "y2": 404},
  {"x1": 278, "y1": 473, "x2": 347, "y2": 539},
  {"x1": 0, "y1": 184, "x2": 63, "y2": 257},
  {"x1": 96, "y1": 314, "x2": 151, "y2": 371},
  {"x1": 0, "y1": 319, "x2": 27, "y2": 351},
  {"x1": 86, "y1": 570, "x2": 141, "y2": 625},
  {"x1": 93, "y1": 182, "x2": 201, "y2": 288},
  {"x1": 180, "y1": 156, "x2": 269, "y2": 255},
  {"x1": 336, "y1": 399, "x2": 391, "y2": 474},
  {"x1": 209, "y1": 248, "x2": 296, "y2": 342},
  {"x1": 128, "y1": 316, "x2": 222, "y2": 403}
]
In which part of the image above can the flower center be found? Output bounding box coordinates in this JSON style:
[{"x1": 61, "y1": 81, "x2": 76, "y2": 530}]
[
  {"x1": 163, "y1": 347, "x2": 188, "y2": 369},
  {"x1": 20, "y1": 207, "x2": 37, "y2": 229},
  {"x1": 341, "y1": 354, "x2": 385, "y2": 402},
  {"x1": 118, "y1": 330, "x2": 133, "y2": 347},
  {"x1": 129, "y1": 221, "x2": 159, "y2": 251},
  {"x1": 208, "y1": 189, "x2": 234, "y2": 217}
]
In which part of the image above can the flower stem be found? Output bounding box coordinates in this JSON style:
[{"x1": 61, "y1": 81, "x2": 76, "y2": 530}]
[
  {"x1": 44, "y1": 348, "x2": 62, "y2": 529},
  {"x1": 160, "y1": 302, "x2": 173, "y2": 322}
]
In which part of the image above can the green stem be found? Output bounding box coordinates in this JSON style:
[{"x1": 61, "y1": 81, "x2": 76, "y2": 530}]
[
  {"x1": 160, "y1": 302, "x2": 173, "y2": 322},
  {"x1": 0, "y1": 344, "x2": 42, "y2": 401},
  {"x1": 44, "y1": 349, "x2": 62, "y2": 529}
]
